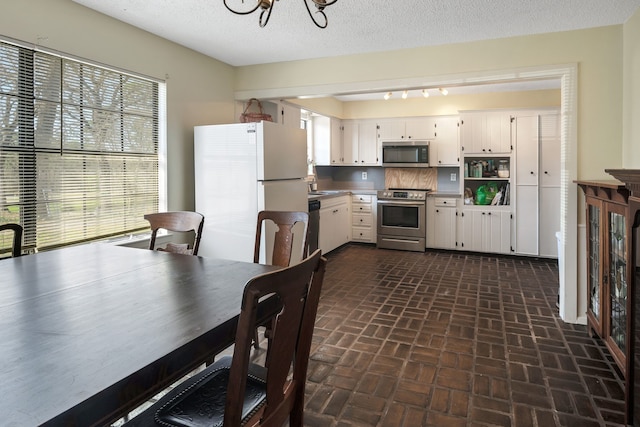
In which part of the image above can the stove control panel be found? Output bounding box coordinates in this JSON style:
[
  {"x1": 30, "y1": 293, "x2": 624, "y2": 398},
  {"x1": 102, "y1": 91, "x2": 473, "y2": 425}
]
[{"x1": 377, "y1": 189, "x2": 429, "y2": 200}]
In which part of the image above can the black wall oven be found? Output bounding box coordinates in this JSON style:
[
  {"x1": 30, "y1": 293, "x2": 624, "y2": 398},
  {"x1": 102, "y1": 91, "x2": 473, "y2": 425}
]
[{"x1": 377, "y1": 189, "x2": 427, "y2": 252}]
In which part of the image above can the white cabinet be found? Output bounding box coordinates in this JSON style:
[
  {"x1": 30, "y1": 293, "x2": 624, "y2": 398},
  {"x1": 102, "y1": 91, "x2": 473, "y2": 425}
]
[
  {"x1": 512, "y1": 112, "x2": 561, "y2": 257},
  {"x1": 458, "y1": 207, "x2": 511, "y2": 254},
  {"x1": 432, "y1": 116, "x2": 460, "y2": 166},
  {"x1": 342, "y1": 119, "x2": 379, "y2": 165},
  {"x1": 460, "y1": 111, "x2": 513, "y2": 154},
  {"x1": 351, "y1": 194, "x2": 376, "y2": 243},
  {"x1": 514, "y1": 115, "x2": 540, "y2": 256},
  {"x1": 378, "y1": 117, "x2": 436, "y2": 141},
  {"x1": 261, "y1": 101, "x2": 301, "y2": 129},
  {"x1": 319, "y1": 195, "x2": 350, "y2": 254},
  {"x1": 538, "y1": 114, "x2": 561, "y2": 257},
  {"x1": 427, "y1": 197, "x2": 457, "y2": 249},
  {"x1": 313, "y1": 115, "x2": 342, "y2": 166}
]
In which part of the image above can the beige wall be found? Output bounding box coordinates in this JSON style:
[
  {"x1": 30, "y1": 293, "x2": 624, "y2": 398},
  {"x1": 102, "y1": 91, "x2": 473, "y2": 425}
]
[
  {"x1": 236, "y1": 27, "x2": 624, "y2": 180},
  {"x1": 623, "y1": 7, "x2": 640, "y2": 167},
  {"x1": 1, "y1": 0, "x2": 237, "y2": 211},
  {"x1": 291, "y1": 90, "x2": 560, "y2": 119}
]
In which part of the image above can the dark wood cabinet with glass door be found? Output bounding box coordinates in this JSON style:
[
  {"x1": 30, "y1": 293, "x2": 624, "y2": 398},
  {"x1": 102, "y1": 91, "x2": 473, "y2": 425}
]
[{"x1": 577, "y1": 180, "x2": 630, "y2": 376}]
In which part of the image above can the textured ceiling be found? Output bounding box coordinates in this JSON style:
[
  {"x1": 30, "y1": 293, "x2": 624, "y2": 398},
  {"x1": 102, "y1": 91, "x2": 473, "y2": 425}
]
[{"x1": 72, "y1": 0, "x2": 640, "y2": 67}]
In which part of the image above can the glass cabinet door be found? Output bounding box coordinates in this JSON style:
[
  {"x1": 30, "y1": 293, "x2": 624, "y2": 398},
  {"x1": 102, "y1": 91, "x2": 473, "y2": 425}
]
[
  {"x1": 586, "y1": 199, "x2": 603, "y2": 334},
  {"x1": 607, "y1": 208, "x2": 627, "y2": 362},
  {"x1": 587, "y1": 204, "x2": 602, "y2": 324}
]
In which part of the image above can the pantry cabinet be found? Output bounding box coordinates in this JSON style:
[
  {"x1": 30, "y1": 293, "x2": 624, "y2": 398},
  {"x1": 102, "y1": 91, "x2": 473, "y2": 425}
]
[
  {"x1": 319, "y1": 195, "x2": 350, "y2": 254},
  {"x1": 576, "y1": 180, "x2": 631, "y2": 379}
]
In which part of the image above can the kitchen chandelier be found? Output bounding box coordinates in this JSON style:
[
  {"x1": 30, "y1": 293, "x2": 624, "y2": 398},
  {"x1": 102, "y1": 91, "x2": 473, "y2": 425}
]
[
  {"x1": 383, "y1": 88, "x2": 449, "y2": 100},
  {"x1": 223, "y1": 0, "x2": 338, "y2": 28}
]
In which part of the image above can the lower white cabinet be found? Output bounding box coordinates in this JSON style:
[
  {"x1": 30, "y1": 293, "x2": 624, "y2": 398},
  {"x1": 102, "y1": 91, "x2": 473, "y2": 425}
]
[
  {"x1": 319, "y1": 195, "x2": 350, "y2": 254},
  {"x1": 351, "y1": 194, "x2": 376, "y2": 243},
  {"x1": 427, "y1": 197, "x2": 458, "y2": 250},
  {"x1": 458, "y1": 207, "x2": 512, "y2": 254}
]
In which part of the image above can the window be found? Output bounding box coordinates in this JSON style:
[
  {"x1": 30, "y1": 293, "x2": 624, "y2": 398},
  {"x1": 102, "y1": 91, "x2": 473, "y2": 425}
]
[{"x1": 0, "y1": 40, "x2": 163, "y2": 254}]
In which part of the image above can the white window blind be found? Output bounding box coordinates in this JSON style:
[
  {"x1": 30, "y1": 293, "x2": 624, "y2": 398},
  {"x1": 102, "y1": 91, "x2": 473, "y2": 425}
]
[{"x1": 0, "y1": 41, "x2": 160, "y2": 254}]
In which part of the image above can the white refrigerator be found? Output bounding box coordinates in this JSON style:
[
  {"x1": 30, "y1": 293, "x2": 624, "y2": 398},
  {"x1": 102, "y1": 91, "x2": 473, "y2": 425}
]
[{"x1": 194, "y1": 121, "x2": 309, "y2": 263}]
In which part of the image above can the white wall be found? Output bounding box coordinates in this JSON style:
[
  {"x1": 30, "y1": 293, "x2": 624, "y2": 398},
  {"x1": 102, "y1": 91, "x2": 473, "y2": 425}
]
[{"x1": 1, "y1": 0, "x2": 237, "y2": 211}]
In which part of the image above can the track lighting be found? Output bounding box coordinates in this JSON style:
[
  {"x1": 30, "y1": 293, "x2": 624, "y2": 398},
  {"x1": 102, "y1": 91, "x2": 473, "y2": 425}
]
[
  {"x1": 402, "y1": 90, "x2": 408, "y2": 99},
  {"x1": 438, "y1": 88, "x2": 448, "y2": 96},
  {"x1": 422, "y1": 89, "x2": 429, "y2": 98},
  {"x1": 384, "y1": 92, "x2": 392, "y2": 100}
]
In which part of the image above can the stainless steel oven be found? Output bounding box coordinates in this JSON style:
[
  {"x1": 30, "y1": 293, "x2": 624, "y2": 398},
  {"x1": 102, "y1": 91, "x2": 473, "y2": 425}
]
[{"x1": 376, "y1": 189, "x2": 428, "y2": 252}]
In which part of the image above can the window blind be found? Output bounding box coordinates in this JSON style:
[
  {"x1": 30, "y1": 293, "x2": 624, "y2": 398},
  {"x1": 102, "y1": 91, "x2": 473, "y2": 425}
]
[{"x1": 0, "y1": 41, "x2": 160, "y2": 254}]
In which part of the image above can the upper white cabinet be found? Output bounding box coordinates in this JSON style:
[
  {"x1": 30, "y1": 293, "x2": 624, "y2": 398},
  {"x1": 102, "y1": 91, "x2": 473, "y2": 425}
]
[
  {"x1": 313, "y1": 115, "x2": 342, "y2": 166},
  {"x1": 432, "y1": 116, "x2": 460, "y2": 166},
  {"x1": 260, "y1": 101, "x2": 301, "y2": 129},
  {"x1": 378, "y1": 117, "x2": 436, "y2": 141},
  {"x1": 460, "y1": 111, "x2": 513, "y2": 154},
  {"x1": 342, "y1": 119, "x2": 379, "y2": 165}
]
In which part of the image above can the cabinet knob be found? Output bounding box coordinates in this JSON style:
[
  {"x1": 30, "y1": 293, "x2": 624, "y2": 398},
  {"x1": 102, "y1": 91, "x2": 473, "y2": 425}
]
[
  {"x1": 488, "y1": 212, "x2": 492, "y2": 215},
  {"x1": 530, "y1": 171, "x2": 534, "y2": 175},
  {"x1": 443, "y1": 201, "x2": 447, "y2": 204},
  {"x1": 482, "y1": 212, "x2": 485, "y2": 215},
  {"x1": 544, "y1": 171, "x2": 549, "y2": 175},
  {"x1": 488, "y1": 149, "x2": 492, "y2": 152},
  {"x1": 436, "y1": 209, "x2": 439, "y2": 213}
]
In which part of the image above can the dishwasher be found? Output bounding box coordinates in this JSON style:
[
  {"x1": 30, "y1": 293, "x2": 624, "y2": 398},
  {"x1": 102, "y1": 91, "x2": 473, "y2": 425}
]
[{"x1": 307, "y1": 199, "x2": 320, "y2": 254}]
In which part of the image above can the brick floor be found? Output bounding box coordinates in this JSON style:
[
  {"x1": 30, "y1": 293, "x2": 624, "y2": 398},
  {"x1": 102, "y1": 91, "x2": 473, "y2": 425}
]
[{"x1": 303, "y1": 244, "x2": 626, "y2": 427}]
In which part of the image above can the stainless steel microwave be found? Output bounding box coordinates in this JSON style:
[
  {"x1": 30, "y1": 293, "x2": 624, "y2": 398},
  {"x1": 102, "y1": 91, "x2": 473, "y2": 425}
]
[{"x1": 381, "y1": 140, "x2": 430, "y2": 167}]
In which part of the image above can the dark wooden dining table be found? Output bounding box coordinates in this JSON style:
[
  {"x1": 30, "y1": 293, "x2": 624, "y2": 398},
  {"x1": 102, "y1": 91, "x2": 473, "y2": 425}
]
[{"x1": 0, "y1": 244, "x2": 278, "y2": 426}]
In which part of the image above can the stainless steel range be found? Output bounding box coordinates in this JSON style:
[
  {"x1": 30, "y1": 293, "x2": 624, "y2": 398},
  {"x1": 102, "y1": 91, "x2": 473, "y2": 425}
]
[{"x1": 376, "y1": 188, "x2": 429, "y2": 252}]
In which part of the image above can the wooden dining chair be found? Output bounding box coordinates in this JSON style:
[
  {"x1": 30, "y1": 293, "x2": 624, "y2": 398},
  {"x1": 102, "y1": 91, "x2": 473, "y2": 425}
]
[
  {"x1": 0, "y1": 223, "x2": 23, "y2": 258},
  {"x1": 252, "y1": 210, "x2": 309, "y2": 349},
  {"x1": 123, "y1": 249, "x2": 326, "y2": 427},
  {"x1": 144, "y1": 211, "x2": 204, "y2": 256},
  {"x1": 253, "y1": 210, "x2": 310, "y2": 267}
]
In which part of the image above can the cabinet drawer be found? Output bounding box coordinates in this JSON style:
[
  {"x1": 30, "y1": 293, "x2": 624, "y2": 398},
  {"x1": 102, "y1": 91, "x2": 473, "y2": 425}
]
[
  {"x1": 434, "y1": 198, "x2": 457, "y2": 207},
  {"x1": 352, "y1": 214, "x2": 372, "y2": 227},
  {"x1": 351, "y1": 227, "x2": 372, "y2": 241},
  {"x1": 352, "y1": 194, "x2": 372, "y2": 204},
  {"x1": 352, "y1": 204, "x2": 372, "y2": 214}
]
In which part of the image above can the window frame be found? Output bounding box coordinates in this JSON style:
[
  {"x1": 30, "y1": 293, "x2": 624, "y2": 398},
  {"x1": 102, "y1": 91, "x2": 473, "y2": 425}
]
[{"x1": 0, "y1": 36, "x2": 167, "y2": 254}]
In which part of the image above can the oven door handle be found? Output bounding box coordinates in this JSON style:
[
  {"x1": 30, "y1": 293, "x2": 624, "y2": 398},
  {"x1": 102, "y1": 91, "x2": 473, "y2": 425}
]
[{"x1": 377, "y1": 200, "x2": 425, "y2": 207}]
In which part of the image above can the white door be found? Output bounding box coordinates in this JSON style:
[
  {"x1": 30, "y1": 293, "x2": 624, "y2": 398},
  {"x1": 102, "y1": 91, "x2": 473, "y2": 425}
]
[{"x1": 359, "y1": 120, "x2": 379, "y2": 165}]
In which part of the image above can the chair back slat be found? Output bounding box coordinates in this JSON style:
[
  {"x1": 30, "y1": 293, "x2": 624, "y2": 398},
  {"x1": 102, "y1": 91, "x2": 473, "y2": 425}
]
[{"x1": 254, "y1": 210, "x2": 309, "y2": 267}]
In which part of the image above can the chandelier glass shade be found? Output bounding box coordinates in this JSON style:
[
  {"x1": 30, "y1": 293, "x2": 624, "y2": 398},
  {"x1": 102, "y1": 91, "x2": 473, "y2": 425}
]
[{"x1": 223, "y1": 0, "x2": 338, "y2": 28}]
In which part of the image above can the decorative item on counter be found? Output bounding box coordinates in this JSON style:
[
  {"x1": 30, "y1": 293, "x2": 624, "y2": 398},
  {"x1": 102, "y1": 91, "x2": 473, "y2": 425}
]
[
  {"x1": 498, "y1": 160, "x2": 509, "y2": 178},
  {"x1": 464, "y1": 187, "x2": 474, "y2": 205}
]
